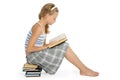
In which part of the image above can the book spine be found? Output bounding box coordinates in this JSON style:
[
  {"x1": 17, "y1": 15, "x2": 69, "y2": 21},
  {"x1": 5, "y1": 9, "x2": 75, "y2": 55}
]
[
  {"x1": 25, "y1": 74, "x2": 41, "y2": 77},
  {"x1": 26, "y1": 71, "x2": 41, "y2": 75}
]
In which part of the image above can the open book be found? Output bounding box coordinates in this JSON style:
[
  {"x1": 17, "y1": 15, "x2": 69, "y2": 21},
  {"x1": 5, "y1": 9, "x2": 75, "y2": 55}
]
[{"x1": 48, "y1": 33, "x2": 67, "y2": 48}]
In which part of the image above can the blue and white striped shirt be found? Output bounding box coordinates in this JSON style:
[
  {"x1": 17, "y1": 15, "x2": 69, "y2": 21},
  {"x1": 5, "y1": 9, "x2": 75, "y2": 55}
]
[
  {"x1": 25, "y1": 22, "x2": 46, "y2": 50},
  {"x1": 25, "y1": 30, "x2": 46, "y2": 50}
]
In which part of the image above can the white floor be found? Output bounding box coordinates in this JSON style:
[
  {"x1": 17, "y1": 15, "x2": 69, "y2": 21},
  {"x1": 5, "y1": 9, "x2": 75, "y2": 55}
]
[{"x1": 5, "y1": 56, "x2": 120, "y2": 80}]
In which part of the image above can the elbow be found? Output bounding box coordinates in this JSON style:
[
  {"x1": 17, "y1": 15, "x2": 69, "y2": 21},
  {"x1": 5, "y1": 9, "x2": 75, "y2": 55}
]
[{"x1": 26, "y1": 46, "x2": 34, "y2": 53}]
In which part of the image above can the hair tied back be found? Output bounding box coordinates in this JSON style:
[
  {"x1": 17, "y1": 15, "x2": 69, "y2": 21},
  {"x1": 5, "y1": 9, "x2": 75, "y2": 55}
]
[{"x1": 51, "y1": 6, "x2": 56, "y2": 11}]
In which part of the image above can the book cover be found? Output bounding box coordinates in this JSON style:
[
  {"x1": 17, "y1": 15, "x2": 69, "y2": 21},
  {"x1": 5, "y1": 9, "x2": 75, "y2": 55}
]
[
  {"x1": 25, "y1": 74, "x2": 41, "y2": 77},
  {"x1": 23, "y1": 63, "x2": 38, "y2": 68},
  {"x1": 48, "y1": 33, "x2": 67, "y2": 48},
  {"x1": 23, "y1": 66, "x2": 42, "y2": 72},
  {"x1": 26, "y1": 71, "x2": 41, "y2": 75},
  {"x1": 23, "y1": 67, "x2": 42, "y2": 72}
]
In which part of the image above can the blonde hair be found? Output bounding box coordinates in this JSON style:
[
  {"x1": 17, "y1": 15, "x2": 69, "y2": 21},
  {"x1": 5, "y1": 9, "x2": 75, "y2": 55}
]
[{"x1": 39, "y1": 3, "x2": 59, "y2": 34}]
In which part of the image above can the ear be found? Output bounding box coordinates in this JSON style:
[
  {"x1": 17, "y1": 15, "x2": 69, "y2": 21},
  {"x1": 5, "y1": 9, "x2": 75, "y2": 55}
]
[{"x1": 45, "y1": 14, "x2": 50, "y2": 18}]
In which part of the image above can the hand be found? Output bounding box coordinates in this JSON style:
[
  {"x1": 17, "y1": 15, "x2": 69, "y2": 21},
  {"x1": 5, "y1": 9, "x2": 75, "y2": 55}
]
[
  {"x1": 42, "y1": 45, "x2": 48, "y2": 50},
  {"x1": 49, "y1": 41, "x2": 57, "y2": 45}
]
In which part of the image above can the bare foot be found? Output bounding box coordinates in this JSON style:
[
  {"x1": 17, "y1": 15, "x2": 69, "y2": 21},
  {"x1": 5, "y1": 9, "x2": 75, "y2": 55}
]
[{"x1": 80, "y1": 69, "x2": 99, "y2": 77}]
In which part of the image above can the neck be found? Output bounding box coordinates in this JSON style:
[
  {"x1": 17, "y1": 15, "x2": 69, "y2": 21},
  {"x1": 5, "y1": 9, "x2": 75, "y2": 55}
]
[{"x1": 38, "y1": 18, "x2": 47, "y2": 27}]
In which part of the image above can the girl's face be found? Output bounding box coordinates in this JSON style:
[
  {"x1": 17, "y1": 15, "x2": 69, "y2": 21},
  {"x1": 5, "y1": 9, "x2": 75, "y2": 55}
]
[{"x1": 46, "y1": 12, "x2": 58, "y2": 25}]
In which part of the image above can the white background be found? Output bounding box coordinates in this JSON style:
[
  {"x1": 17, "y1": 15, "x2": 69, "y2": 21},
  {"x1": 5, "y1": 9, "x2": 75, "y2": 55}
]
[{"x1": 0, "y1": 0, "x2": 120, "y2": 80}]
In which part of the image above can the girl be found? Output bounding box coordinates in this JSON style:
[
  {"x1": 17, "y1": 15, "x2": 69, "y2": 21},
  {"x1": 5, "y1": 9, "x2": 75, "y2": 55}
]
[{"x1": 25, "y1": 3, "x2": 99, "y2": 76}]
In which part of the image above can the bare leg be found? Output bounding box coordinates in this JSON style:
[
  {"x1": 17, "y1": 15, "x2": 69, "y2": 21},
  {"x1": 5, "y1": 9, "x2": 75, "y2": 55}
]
[{"x1": 65, "y1": 46, "x2": 99, "y2": 77}]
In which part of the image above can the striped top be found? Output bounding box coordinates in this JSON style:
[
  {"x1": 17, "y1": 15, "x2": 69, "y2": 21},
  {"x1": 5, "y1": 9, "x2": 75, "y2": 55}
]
[{"x1": 25, "y1": 22, "x2": 46, "y2": 50}]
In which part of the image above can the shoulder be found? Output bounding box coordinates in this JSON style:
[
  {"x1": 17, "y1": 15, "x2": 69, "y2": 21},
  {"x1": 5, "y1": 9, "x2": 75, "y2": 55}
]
[{"x1": 31, "y1": 23, "x2": 42, "y2": 34}]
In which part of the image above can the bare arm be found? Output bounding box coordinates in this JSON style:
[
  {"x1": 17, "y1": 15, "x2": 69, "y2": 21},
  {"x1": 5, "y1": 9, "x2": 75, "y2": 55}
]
[{"x1": 26, "y1": 24, "x2": 47, "y2": 54}]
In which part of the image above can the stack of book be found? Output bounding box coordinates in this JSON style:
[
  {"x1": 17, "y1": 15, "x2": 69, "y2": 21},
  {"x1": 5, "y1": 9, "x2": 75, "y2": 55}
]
[{"x1": 23, "y1": 63, "x2": 42, "y2": 77}]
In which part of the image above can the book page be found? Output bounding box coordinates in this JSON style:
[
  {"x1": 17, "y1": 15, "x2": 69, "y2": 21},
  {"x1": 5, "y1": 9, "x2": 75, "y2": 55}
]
[{"x1": 49, "y1": 33, "x2": 66, "y2": 43}]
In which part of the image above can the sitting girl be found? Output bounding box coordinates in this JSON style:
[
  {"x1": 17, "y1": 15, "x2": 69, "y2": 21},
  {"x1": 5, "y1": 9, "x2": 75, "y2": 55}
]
[{"x1": 25, "y1": 3, "x2": 99, "y2": 77}]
